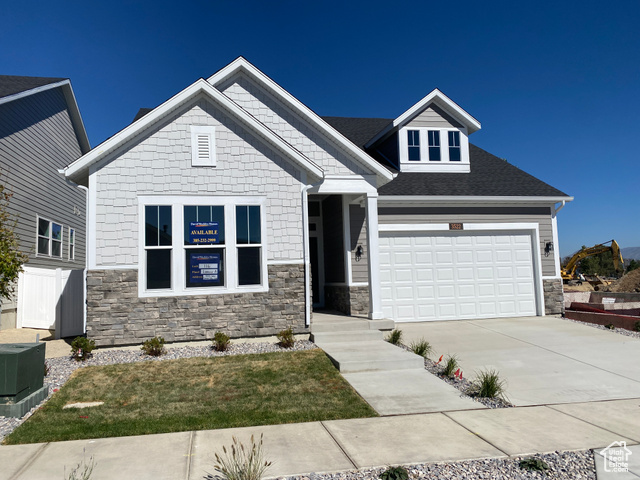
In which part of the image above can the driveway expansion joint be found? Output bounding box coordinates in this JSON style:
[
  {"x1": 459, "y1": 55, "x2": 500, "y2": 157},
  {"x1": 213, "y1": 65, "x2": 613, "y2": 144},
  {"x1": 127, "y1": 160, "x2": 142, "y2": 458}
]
[
  {"x1": 9, "y1": 442, "x2": 49, "y2": 480},
  {"x1": 319, "y1": 421, "x2": 359, "y2": 470},
  {"x1": 440, "y1": 411, "x2": 511, "y2": 458}
]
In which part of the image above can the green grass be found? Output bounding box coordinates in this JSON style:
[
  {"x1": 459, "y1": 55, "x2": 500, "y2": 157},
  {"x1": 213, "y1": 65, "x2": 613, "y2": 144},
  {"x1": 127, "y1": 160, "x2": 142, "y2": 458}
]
[{"x1": 4, "y1": 350, "x2": 377, "y2": 445}]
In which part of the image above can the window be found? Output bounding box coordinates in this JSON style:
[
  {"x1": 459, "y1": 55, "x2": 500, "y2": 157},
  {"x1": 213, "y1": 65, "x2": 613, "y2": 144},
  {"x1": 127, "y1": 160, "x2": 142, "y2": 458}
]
[
  {"x1": 428, "y1": 131, "x2": 441, "y2": 161},
  {"x1": 236, "y1": 205, "x2": 262, "y2": 286},
  {"x1": 448, "y1": 131, "x2": 461, "y2": 161},
  {"x1": 69, "y1": 228, "x2": 75, "y2": 260},
  {"x1": 37, "y1": 217, "x2": 63, "y2": 258},
  {"x1": 139, "y1": 197, "x2": 266, "y2": 297},
  {"x1": 190, "y1": 126, "x2": 216, "y2": 167},
  {"x1": 184, "y1": 205, "x2": 225, "y2": 288},
  {"x1": 407, "y1": 130, "x2": 421, "y2": 161},
  {"x1": 144, "y1": 205, "x2": 172, "y2": 290}
]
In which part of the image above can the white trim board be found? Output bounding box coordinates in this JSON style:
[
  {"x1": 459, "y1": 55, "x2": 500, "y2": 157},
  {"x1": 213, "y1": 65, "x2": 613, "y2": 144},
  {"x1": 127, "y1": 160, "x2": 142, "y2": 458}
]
[
  {"x1": 64, "y1": 79, "x2": 324, "y2": 184},
  {"x1": 207, "y1": 57, "x2": 394, "y2": 186}
]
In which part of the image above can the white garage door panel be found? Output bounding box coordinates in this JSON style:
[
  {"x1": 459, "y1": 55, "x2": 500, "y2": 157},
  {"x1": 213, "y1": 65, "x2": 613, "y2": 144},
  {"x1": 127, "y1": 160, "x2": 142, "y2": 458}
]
[{"x1": 380, "y1": 232, "x2": 537, "y2": 322}]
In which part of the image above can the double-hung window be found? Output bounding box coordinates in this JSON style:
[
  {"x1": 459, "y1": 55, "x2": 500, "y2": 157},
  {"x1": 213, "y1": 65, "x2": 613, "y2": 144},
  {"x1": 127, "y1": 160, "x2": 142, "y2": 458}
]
[
  {"x1": 69, "y1": 228, "x2": 75, "y2": 260},
  {"x1": 37, "y1": 217, "x2": 63, "y2": 258},
  {"x1": 144, "y1": 206, "x2": 172, "y2": 289},
  {"x1": 140, "y1": 197, "x2": 266, "y2": 297},
  {"x1": 407, "y1": 130, "x2": 421, "y2": 161},
  {"x1": 448, "y1": 131, "x2": 461, "y2": 161},
  {"x1": 427, "y1": 130, "x2": 441, "y2": 161}
]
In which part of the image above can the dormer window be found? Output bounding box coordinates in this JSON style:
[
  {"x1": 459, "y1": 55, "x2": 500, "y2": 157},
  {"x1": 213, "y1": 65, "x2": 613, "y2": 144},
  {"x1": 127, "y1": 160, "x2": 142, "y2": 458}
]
[
  {"x1": 448, "y1": 131, "x2": 461, "y2": 161},
  {"x1": 407, "y1": 130, "x2": 421, "y2": 161},
  {"x1": 428, "y1": 131, "x2": 441, "y2": 161}
]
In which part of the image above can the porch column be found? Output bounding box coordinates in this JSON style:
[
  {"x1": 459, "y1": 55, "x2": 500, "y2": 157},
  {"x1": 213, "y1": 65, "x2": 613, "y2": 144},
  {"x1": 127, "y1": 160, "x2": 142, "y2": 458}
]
[{"x1": 365, "y1": 193, "x2": 384, "y2": 319}]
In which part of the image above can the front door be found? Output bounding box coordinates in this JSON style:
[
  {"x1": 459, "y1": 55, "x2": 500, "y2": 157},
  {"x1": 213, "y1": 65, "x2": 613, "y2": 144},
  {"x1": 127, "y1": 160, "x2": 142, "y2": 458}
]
[{"x1": 308, "y1": 200, "x2": 324, "y2": 308}]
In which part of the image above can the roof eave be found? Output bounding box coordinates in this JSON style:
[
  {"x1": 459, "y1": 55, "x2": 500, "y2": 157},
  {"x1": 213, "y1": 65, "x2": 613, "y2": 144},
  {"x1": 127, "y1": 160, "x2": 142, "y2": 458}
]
[
  {"x1": 379, "y1": 195, "x2": 574, "y2": 205},
  {"x1": 207, "y1": 57, "x2": 394, "y2": 185},
  {"x1": 64, "y1": 78, "x2": 324, "y2": 183}
]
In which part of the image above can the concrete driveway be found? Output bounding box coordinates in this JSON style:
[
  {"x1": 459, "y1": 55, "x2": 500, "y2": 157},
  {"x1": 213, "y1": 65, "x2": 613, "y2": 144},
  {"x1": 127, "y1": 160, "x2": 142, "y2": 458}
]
[{"x1": 400, "y1": 316, "x2": 640, "y2": 406}]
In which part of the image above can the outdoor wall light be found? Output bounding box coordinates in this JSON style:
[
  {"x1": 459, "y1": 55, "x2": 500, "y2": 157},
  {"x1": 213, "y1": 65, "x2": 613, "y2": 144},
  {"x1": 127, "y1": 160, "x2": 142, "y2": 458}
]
[
  {"x1": 545, "y1": 241, "x2": 554, "y2": 256},
  {"x1": 355, "y1": 245, "x2": 363, "y2": 261}
]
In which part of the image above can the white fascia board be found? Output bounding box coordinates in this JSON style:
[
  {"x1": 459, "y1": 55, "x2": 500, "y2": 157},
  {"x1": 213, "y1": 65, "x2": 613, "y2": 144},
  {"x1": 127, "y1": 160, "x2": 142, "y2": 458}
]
[
  {"x1": 378, "y1": 195, "x2": 574, "y2": 206},
  {"x1": 365, "y1": 88, "x2": 482, "y2": 148},
  {"x1": 208, "y1": 57, "x2": 394, "y2": 185},
  {"x1": 64, "y1": 78, "x2": 324, "y2": 183},
  {"x1": 0, "y1": 80, "x2": 91, "y2": 154}
]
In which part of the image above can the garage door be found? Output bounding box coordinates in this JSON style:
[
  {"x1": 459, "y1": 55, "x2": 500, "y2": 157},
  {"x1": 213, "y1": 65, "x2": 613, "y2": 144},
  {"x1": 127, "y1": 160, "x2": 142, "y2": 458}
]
[{"x1": 380, "y1": 232, "x2": 537, "y2": 322}]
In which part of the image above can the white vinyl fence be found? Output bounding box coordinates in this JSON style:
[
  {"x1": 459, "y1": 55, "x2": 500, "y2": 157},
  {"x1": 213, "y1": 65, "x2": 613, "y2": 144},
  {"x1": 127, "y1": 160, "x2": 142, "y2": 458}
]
[{"x1": 17, "y1": 266, "x2": 85, "y2": 338}]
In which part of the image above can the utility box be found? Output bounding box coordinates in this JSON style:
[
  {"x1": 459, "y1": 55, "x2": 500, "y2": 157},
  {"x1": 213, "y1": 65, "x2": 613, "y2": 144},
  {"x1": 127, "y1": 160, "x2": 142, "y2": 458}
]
[{"x1": 0, "y1": 342, "x2": 48, "y2": 417}]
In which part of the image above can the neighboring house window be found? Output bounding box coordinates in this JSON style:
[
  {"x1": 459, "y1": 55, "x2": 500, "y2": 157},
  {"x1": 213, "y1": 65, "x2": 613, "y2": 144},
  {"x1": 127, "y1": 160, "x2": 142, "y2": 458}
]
[
  {"x1": 407, "y1": 130, "x2": 421, "y2": 161},
  {"x1": 37, "y1": 217, "x2": 63, "y2": 258},
  {"x1": 448, "y1": 131, "x2": 461, "y2": 161},
  {"x1": 236, "y1": 205, "x2": 262, "y2": 285},
  {"x1": 428, "y1": 130, "x2": 441, "y2": 161},
  {"x1": 139, "y1": 197, "x2": 266, "y2": 297},
  {"x1": 69, "y1": 228, "x2": 75, "y2": 260},
  {"x1": 190, "y1": 126, "x2": 216, "y2": 167},
  {"x1": 144, "y1": 205, "x2": 172, "y2": 290}
]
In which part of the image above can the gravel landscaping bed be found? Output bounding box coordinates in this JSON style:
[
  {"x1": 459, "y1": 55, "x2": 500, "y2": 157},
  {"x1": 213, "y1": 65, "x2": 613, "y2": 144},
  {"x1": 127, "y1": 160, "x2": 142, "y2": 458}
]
[
  {"x1": 565, "y1": 316, "x2": 640, "y2": 339},
  {"x1": 280, "y1": 449, "x2": 596, "y2": 480},
  {"x1": 0, "y1": 340, "x2": 317, "y2": 443},
  {"x1": 399, "y1": 345, "x2": 513, "y2": 409}
]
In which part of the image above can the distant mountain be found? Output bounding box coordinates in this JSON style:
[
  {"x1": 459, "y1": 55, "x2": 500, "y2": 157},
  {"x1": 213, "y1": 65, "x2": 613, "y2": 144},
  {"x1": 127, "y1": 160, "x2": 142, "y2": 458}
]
[{"x1": 622, "y1": 247, "x2": 640, "y2": 260}]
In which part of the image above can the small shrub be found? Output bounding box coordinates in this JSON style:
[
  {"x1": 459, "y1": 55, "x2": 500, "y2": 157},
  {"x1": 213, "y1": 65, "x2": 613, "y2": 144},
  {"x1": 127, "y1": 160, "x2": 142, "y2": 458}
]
[
  {"x1": 519, "y1": 457, "x2": 549, "y2": 472},
  {"x1": 141, "y1": 336, "x2": 166, "y2": 356},
  {"x1": 442, "y1": 354, "x2": 460, "y2": 377},
  {"x1": 213, "y1": 332, "x2": 231, "y2": 352},
  {"x1": 409, "y1": 338, "x2": 431, "y2": 358},
  {"x1": 211, "y1": 434, "x2": 272, "y2": 480},
  {"x1": 277, "y1": 328, "x2": 295, "y2": 348},
  {"x1": 471, "y1": 369, "x2": 506, "y2": 399},
  {"x1": 70, "y1": 337, "x2": 96, "y2": 362},
  {"x1": 605, "y1": 323, "x2": 615, "y2": 330},
  {"x1": 380, "y1": 465, "x2": 409, "y2": 480},
  {"x1": 65, "y1": 450, "x2": 95, "y2": 480},
  {"x1": 635, "y1": 321, "x2": 640, "y2": 332},
  {"x1": 385, "y1": 329, "x2": 403, "y2": 345}
]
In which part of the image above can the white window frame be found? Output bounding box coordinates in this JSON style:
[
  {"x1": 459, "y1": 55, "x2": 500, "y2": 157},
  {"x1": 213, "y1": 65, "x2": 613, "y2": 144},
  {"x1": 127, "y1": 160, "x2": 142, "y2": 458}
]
[
  {"x1": 398, "y1": 126, "x2": 470, "y2": 172},
  {"x1": 36, "y1": 216, "x2": 63, "y2": 258},
  {"x1": 138, "y1": 195, "x2": 268, "y2": 298},
  {"x1": 190, "y1": 125, "x2": 217, "y2": 167},
  {"x1": 68, "y1": 227, "x2": 75, "y2": 260}
]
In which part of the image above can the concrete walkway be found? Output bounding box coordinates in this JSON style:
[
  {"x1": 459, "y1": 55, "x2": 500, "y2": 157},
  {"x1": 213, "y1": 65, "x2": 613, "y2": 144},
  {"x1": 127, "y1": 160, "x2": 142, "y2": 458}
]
[
  {"x1": 1, "y1": 398, "x2": 638, "y2": 480},
  {"x1": 311, "y1": 313, "x2": 484, "y2": 414}
]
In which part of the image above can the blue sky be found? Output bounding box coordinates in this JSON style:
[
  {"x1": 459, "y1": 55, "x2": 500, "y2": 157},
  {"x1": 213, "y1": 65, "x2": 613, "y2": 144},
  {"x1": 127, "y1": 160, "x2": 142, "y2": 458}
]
[{"x1": 2, "y1": 0, "x2": 638, "y2": 257}]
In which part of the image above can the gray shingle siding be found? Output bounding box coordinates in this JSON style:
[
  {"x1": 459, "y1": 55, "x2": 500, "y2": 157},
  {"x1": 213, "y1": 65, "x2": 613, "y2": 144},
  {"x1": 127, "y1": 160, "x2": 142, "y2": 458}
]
[{"x1": 0, "y1": 87, "x2": 86, "y2": 270}]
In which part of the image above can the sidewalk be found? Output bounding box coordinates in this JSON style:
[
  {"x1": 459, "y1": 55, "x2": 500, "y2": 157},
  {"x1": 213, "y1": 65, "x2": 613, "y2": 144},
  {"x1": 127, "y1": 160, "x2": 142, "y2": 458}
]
[{"x1": 2, "y1": 398, "x2": 639, "y2": 480}]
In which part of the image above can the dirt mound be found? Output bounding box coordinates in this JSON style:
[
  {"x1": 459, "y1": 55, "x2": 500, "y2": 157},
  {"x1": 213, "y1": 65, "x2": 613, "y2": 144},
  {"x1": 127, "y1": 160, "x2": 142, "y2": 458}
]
[{"x1": 610, "y1": 268, "x2": 640, "y2": 292}]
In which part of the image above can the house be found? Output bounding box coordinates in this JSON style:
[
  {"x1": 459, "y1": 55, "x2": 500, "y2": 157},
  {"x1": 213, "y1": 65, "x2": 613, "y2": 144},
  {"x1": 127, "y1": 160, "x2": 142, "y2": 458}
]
[
  {"x1": 0, "y1": 76, "x2": 90, "y2": 337},
  {"x1": 62, "y1": 57, "x2": 572, "y2": 346}
]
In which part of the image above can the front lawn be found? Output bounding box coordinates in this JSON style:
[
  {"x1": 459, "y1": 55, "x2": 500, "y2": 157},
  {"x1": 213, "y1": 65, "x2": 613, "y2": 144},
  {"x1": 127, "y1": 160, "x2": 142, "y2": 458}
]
[{"x1": 4, "y1": 349, "x2": 377, "y2": 444}]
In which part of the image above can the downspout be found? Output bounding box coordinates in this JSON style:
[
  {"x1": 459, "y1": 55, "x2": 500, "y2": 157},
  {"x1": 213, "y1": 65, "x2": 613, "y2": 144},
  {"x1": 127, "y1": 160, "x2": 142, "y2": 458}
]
[
  {"x1": 60, "y1": 170, "x2": 89, "y2": 336},
  {"x1": 301, "y1": 179, "x2": 323, "y2": 328},
  {"x1": 554, "y1": 200, "x2": 566, "y2": 214}
]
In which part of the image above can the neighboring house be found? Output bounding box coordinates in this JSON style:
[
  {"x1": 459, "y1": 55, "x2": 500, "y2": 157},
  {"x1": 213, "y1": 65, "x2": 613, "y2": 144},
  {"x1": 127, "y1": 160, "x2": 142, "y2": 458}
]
[
  {"x1": 0, "y1": 76, "x2": 90, "y2": 336},
  {"x1": 62, "y1": 57, "x2": 572, "y2": 346}
]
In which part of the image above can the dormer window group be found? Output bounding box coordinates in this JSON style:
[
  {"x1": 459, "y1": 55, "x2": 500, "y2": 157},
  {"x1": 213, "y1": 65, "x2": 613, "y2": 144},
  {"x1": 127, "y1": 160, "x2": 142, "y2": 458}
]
[{"x1": 400, "y1": 126, "x2": 469, "y2": 172}]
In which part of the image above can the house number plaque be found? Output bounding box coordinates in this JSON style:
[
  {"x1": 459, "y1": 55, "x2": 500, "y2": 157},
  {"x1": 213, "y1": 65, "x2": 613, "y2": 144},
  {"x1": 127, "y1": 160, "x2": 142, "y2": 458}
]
[{"x1": 449, "y1": 223, "x2": 463, "y2": 230}]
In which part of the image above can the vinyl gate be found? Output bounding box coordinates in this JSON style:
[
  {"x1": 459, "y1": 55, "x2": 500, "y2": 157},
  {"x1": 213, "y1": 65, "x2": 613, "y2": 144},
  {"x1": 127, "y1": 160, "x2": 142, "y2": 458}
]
[{"x1": 17, "y1": 266, "x2": 85, "y2": 338}]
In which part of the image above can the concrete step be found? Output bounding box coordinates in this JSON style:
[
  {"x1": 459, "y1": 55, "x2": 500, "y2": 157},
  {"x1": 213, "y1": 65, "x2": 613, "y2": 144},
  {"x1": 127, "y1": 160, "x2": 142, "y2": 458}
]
[
  {"x1": 320, "y1": 341, "x2": 425, "y2": 373},
  {"x1": 311, "y1": 318, "x2": 395, "y2": 333},
  {"x1": 311, "y1": 330, "x2": 383, "y2": 344}
]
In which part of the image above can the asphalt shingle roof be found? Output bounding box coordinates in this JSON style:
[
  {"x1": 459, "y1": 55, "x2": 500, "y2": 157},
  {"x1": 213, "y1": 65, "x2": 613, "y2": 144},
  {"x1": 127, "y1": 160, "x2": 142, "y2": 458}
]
[
  {"x1": 133, "y1": 107, "x2": 153, "y2": 122},
  {"x1": 324, "y1": 116, "x2": 569, "y2": 198},
  {"x1": 0, "y1": 75, "x2": 66, "y2": 99}
]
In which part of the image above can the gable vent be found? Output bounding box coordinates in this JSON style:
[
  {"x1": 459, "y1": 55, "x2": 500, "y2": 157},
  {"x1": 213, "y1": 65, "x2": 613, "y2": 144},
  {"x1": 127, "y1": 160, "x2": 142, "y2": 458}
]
[{"x1": 191, "y1": 125, "x2": 217, "y2": 167}]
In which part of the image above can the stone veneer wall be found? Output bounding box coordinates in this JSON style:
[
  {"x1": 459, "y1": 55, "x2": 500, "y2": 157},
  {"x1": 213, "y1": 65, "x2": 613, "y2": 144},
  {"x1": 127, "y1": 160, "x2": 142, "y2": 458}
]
[
  {"x1": 86, "y1": 264, "x2": 307, "y2": 346},
  {"x1": 324, "y1": 285, "x2": 370, "y2": 316},
  {"x1": 543, "y1": 278, "x2": 564, "y2": 315}
]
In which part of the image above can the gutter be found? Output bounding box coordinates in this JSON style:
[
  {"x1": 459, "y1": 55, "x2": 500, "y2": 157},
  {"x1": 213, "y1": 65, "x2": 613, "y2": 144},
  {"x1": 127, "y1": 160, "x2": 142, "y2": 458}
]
[{"x1": 379, "y1": 195, "x2": 574, "y2": 205}]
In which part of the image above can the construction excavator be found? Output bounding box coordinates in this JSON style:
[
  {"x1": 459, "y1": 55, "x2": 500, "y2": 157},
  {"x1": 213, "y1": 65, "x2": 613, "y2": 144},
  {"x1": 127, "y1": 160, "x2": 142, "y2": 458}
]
[{"x1": 561, "y1": 240, "x2": 624, "y2": 283}]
